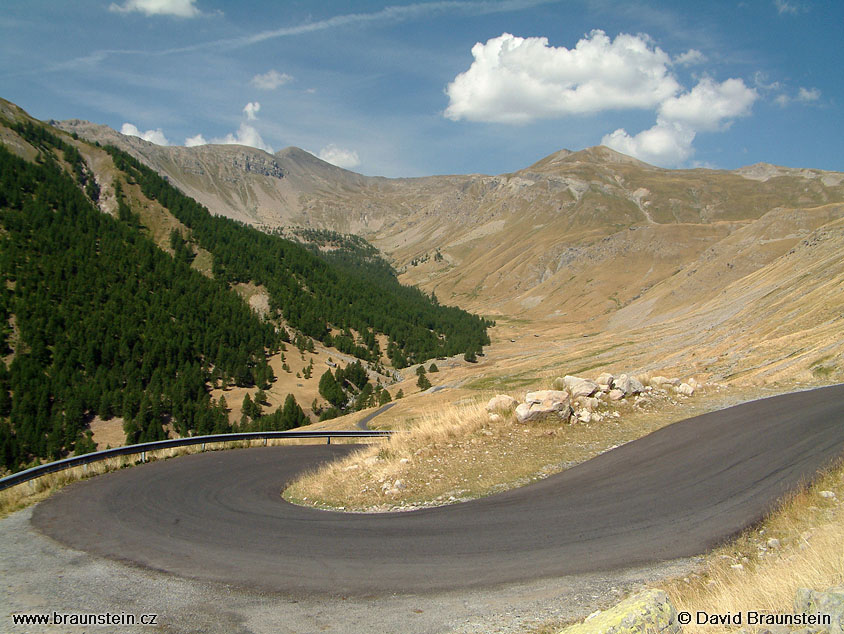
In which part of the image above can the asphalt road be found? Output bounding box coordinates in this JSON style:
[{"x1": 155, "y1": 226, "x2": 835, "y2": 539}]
[
  {"x1": 32, "y1": 384, "x2": 844, "y2": 596},
  {"x1": 356, "y1": 401, "x2": 396, "y2": 429}
]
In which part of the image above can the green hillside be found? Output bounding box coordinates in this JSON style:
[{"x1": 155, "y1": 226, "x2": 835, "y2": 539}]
[{"x1": 0, "y1": 115, "x2": 489, "y2": 473}]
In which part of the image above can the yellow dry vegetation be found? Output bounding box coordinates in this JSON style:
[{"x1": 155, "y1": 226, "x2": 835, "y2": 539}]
[
  {"x1": 283, "y1": 383, "x2": 761, "y2": 512},
  {"x1": 663, "y1": 458, "x2": 844, "y2": 633}
]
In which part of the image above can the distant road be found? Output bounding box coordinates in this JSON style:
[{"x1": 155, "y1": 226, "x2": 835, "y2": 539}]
[
  {"x1": 356, "y1": 401, "x2": 396, "y2": 429},
  {"x1": 32, "y1": 384, "x2": 844, "y2": 596}
]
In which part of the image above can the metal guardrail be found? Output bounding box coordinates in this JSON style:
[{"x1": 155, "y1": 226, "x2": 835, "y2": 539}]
[{"x1": 0, "y1": 429, "x2": 392, "y2": 492}]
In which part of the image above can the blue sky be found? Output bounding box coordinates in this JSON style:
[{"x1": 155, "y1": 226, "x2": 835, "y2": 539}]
[{"x1": 2, "y1": 0, "x2": 841, "y2": 176}]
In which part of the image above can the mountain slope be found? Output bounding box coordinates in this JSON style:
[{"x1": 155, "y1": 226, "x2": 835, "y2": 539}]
[
  {"x1": 54, "y1": 117, "x2": 844, "y2": 328},
  {"x1": 49, "y1": 103, "x2": 844, "y2": 387},
  {"x1": 0, "y1": 100, "x2": 490, "y2": 472}
]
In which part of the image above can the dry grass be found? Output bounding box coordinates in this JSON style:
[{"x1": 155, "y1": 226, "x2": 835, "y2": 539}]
[
  {"x1": 0, "y1": 436, "x2": 370, "y2": 519},
  {"x1": 662, "y1": 458, "x2": 844, "y2": 633},
  {"x1": 283, "y1": 383, "x2": 750, "y2": 512}
]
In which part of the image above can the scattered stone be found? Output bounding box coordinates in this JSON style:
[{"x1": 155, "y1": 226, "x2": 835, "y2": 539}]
[
  {"x1": 488, "y1": 413, "x2": 503, "y2": 423},
  {"x1": 676, "y1": 383, "x2": 695, "y2": 396},
  {"x1": 820, "y1": 490, "x2": 836, "y2": 499},
  {"x1": 730, "y1": 563, "x2": 744, "y2": 571},
  {"x1": 394, "y1": 479, "x2": 405, "y2": 490},
  {"x1": 557, "y1": 589, "x2": 680, "y2": 634},
  {"x1": 650, "y1": 376, "x2": 680, "y2": 388},
  {"x1": 576, "y1": 409, "x2": 591, "y2": 423},
  {"x1": 608, "y1": 389, "x2": 625, "y2": 401},
  {"x1": 767, "y1": 537, "x2": 781, "y2": 549},
  {"x1": 563, "y1": 375, "x2": 600, "y2": 398},
  {"x1": 595, "y1": 372, "x2": 614, "y2": 388},
  {"x1": 612, "y1": 374, "x2": 644, "y2": 396},
  {"x1": 516, "y1": 390, "x2": 572, "y2": 423},
  {"x1": 343, "y1": 464, "x2": 360, "y2": 471},
  {"x1": 486, "y1": 394, "x2": 517, "y2": 412},
  {"x1": 399, "y1": 458, "x2": 410, "y2": 465},
  {"x1": 794, "y1": 586, "x2": 844, "y2": 634},
  {"x1": 525, "y1": 389, "x2": 570, "y2": 405}
]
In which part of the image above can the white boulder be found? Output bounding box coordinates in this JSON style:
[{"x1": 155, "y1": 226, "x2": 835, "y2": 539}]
[
  {"x1": 563, "y1": 375, "x2": 600, "y2": 398},
  {"x1": 612, "y1": 374, "x2": 644, "y2": 396}
]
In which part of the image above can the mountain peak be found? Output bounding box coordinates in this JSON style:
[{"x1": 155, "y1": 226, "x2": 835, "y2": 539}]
[
  {"x1": 565, "y1": 145, "x2": 655, "y2": 168},
  {"x1": 527, "y1": 145, "x2": 654, "y2": 172}
]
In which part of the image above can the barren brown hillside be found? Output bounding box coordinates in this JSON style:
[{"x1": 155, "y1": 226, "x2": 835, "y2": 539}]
[{"x1": 51, "y1": 112, "x2": 844, "y2": 390}]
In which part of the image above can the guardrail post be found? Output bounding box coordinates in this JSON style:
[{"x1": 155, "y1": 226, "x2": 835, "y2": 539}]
[
  {"x1": 201, "y1": 443, "x2": 206, "y2": 452},
  {"x1": 326, "y1": 436, "x2": 331, "y2": 445},
  {"x1": 141, "y1": 451, "x2": 146, "y2": 463},
  {"x1": 264, "y1": 437, "x2": 267, "y2": 447}
]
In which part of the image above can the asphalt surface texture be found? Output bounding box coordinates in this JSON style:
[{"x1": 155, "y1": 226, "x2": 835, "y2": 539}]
[{"x1": 32, "y1": 384, "x2": 844, "y2": 597}]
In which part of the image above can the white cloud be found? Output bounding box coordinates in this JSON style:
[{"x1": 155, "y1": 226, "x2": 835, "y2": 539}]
[
  {"x1": 673, "y1": 49, "x2": 706, "y2": 66},
  {"x1": 774, "y1": 0, "x2": 801, "y2": 15},
  {"x1": 444, "y1": 30, "x2": 680, "y2": 123},
  {"x1": 658, "y1": 77, "x2": 757, "y2": 132},
  {"x1": 109, "y1": 0, "x2": 200, "y2": 18},
  {"x1": 317, "y1": 145, "x2": 361, "y2": 169},
  {"x1": 251, "y1": 70, "x2": 293, "y2": 90},
  {"x1": 797, "y1": 87, "x2": 821, "y2": 102},
  {"x1": 243, "y1": 102, "x2": 260, "y2": 120},
  {"x1": 775, "y1": 86, "x2": 821, "y2": 107},
  {"x1": 185, "y1": 133, "x2": 207, "y2": 147},
  {"x1": 121, "y1": 122, "x2": 170, "y2": 145},
  {"x1": 602, "y1": 121, "x2": 695, "y2": 166},
  {"x1": 602, "y1": 77, "x2": 757, "y2": 167},
  {"x1": 212, "y1": 123, "x2": 273, "y2": 153}
]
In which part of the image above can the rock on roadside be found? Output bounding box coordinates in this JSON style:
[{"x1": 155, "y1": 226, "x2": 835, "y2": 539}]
[
  {"x1": 486, "y1": 394, "x2": 518, "y2": 412},
  {"x1": 795, "y1": 586, "x2": 844, "y2": 634},
  {"x1": 556, "y1": 589, "x2": 680, "y2": 634},
  {"x1": 516, "y1": 390, "x2": 572, "y2": 423}
]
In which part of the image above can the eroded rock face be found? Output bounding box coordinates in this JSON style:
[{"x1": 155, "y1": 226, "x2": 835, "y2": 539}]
[{"x1": 557, "y1": 589, "x2": 680, "y2": 634}]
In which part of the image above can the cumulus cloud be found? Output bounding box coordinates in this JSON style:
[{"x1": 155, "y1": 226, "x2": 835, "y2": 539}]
[
  {"x1": 317, "y1": 145, "x2": 361, "y2": 169},
  {"x1": 797, "y1": 86, "x2": 821, "y2": 102},
  {"x1": 121, "y1": 122, "x2": 170, "y2": 145},
  {"x1": 183, "y1": 103, "x2": 273, "y2": 152},
  {"x1": 243, "y1": 102, "x2": 260, "y2": 120},
  {"x1": 446, "y1": 29, "x2": 760, "y2": 167},
  {"x1": 444, "y1": 30, "x2": 680, "y2": 123},
  {"x1": 251, "y1": 70, "x2": 293, "y2": 90},
  {"x1": 602, "y1": 77, "x2": 757, "y2": 166},
  {"x1": 184, "y1": 133, "x2": 207, "y2": 147},
  {"x1": 109, "y1": 0, "x2": 200, "y2": 17},
  {"x1": 603, "y1": 121, "x2": 696, "y2": 166},
  {"x1": 673, "y1": 49, "x2": 706, "y2": 66},
  {"x1": 211, "y1": 123, "x2": 273, "y2": 153},
  {"x1": 658, "y1": 77, "x2": 757, "y2": 131}
]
